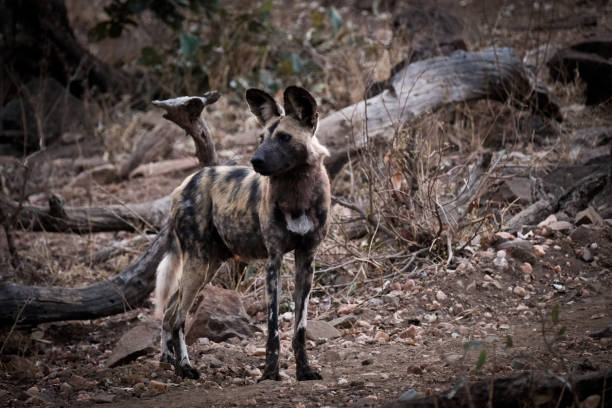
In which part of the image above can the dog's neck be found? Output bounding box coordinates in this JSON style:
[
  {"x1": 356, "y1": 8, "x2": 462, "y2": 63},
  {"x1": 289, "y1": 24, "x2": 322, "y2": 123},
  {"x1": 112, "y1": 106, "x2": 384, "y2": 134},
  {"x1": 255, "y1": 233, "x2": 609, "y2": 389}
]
[{"x1": 267, "y1": 159, "x2": 326, "y2": 216}]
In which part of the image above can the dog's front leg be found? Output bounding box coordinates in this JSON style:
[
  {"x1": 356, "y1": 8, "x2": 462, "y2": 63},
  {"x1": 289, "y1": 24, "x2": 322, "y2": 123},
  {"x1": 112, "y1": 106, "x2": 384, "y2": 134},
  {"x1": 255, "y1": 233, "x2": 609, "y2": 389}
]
[
  {"x1": 259, "y1": 253, "x2": 282, "y2": 381},
  {"x1": 293, "y1": 248, "x2": 322, "y2": 380}
]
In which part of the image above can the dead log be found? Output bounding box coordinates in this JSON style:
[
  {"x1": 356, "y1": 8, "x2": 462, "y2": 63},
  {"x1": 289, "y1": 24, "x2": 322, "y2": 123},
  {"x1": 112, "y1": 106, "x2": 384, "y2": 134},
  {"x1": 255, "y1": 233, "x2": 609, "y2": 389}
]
[
  {"x1": 319, "y1": 47, "x2": 561, "y2": 178},
  {"x1": 384, "y1": 369, "x2": 612, "y2": 408},
  {"x1": 0, "y1": 224, "x2": 169, "y2": 326},
  {"x1": 0, "y1": 193, "x2": 170, "y2": 233}
]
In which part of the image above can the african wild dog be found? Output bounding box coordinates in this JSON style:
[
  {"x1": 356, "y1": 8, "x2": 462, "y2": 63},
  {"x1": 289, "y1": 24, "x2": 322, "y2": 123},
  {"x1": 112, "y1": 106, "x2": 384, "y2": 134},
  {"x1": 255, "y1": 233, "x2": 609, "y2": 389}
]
[{"x1": 154, "y1": 86, "x2": 331, "y2": 381}]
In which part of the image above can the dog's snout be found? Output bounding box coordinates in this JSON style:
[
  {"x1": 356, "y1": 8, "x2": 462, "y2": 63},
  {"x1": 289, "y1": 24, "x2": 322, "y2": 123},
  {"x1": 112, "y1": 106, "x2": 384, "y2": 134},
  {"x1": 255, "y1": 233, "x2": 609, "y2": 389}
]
[{"x1": 250, "y1": 156, "x2": 264, "y2": 169}]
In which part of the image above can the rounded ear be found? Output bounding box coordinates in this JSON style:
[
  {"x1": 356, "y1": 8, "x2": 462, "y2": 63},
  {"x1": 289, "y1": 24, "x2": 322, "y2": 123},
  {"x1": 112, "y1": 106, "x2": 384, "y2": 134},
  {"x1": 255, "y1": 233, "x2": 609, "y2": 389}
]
[
  {"x1": 245, "y1": 89, "x2": 282, "y2": 125},
  {"x1": 283, "y1": 86, "x2": 318, "y2": 131}
]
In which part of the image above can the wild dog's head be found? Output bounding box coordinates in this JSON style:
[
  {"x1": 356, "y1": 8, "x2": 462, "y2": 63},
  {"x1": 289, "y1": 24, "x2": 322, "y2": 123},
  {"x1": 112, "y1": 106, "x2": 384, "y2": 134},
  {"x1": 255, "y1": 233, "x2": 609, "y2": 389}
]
[{"x1": 246, "y1": 86, "x2": 329, "y2": 176}]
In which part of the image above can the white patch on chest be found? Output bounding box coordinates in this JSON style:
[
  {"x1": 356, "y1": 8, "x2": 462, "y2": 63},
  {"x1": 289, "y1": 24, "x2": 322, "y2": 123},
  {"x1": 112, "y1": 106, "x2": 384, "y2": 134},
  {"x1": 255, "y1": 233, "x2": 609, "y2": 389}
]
[{"x1": 284, "y1": 212, "x2": 314, "y2": 235}]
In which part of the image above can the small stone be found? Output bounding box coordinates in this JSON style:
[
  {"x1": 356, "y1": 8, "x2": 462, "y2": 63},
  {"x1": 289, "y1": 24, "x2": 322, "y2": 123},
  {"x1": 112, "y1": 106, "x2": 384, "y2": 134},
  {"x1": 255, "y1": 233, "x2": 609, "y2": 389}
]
[
  {"x1": 534, "y1": 245, "x2": 546, "y2": 256},
  {"x1": 92, "y1": 393, "x2": 115, "y2": 403},
  {"x1": 549, "y1": 221, "x2": 572, "y2": 231},
  {"x1": 26, "y1": 386, "x2": 39, "y2": 395},
  {"x1": 513, "y1": 286, "x2": 527, "y2": 297},
  {"x1": 400, "y1": 326, "x2": 420, "y2": 339},
  {"x1": 59, "y1": 383, "x2": 73, "y2": 394},
  {"x1": 247, "y1": 367, "x2": 261, "y2": 377},
  {"x1": 423, "y1": 313, "x2": 437, "y2": 323},
  {"x1": 590, "y1": 242, "x2": 598, "y2": 250},
  {"x1": 356, "y1": 320, "x2": 372, "y2": 328},
  {"x1": 76, "y1": 392, "x2": 91, "y2": 402},
  {"x1": 148, "y1": 380, "x2": 169, "y2": 393},
  {"x1": 252, "y1": 348, "x2": 266, "y2": 356},
  {"x1": 520, "y1": 263, "x2": 533, "y2": 274},
  {"x1": 68, "y1": 374, "x2": 95, "y2": 391},
  {"x1": 453, "y1": 303, "x2": 464, "y2": 315},
  {"x1": 516, "y1": 304, "x2": 529, "y2": 311},
  {"x1": 554, "y1": 245, "x2": 562, "y2": 250},
  {"x1": 553, "y1": 265, "x2": 562, "y2": 273},
  {"x1": 134, "y1": 382, "x2": 145, "y2": 391},
  {"x1": 306, "y1": 320, "x2": 342, "y2": 340},
  {"x1": 338, "y1": 378, "x2": 348, "y2": 385},
  {"x1": 375, "y1": 331, "x2": 390, "y2": 342},
  {"x1": 390, "y1": 282, "x2": 402, "y2": 291},
  {"x1": 581, "y1": 394, "x2": 601, "y2": 408},
  {"x1": 338, "y1": 304, "x2": 358, "y2": 315},
  {"x1": 538, "y1": 214, "x2": 557, "y2": 228},
  {"x1": 436, "y1": 290, "x2": 448, "y2": 302},
  {"x1": 403, "y1": 279, "x2": 417, "y2": 291},
  {"x1": 495, "y1": 231, "x2": 514, "y2": 240},
  {"x1": 582, "y1": 247, "x2": 593, "y2": 262},
  {"x1": 398, "y1": 389, "x2": 421, "y2": 402},
  {"x1": 575, "y1": 207, "x2": 605, "y2": 226}
]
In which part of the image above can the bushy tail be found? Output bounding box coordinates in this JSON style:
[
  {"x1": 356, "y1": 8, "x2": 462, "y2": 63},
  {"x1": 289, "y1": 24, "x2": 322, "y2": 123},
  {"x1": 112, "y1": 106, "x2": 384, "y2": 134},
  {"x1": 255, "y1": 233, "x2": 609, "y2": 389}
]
[{"x1": 154, "y1": 237, "x2": 182, "y2": 320}]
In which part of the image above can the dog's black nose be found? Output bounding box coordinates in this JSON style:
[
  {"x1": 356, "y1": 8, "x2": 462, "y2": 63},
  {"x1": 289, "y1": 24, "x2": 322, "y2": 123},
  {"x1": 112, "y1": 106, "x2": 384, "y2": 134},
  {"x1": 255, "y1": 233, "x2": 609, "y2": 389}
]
[{"x1": 250, "y1": 156, "x2": 264, "y2": 169}]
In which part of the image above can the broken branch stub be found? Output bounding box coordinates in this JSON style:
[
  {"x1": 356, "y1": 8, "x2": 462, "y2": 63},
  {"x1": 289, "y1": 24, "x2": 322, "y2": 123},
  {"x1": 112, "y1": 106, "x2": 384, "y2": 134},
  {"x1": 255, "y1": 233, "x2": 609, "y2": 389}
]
[{"x1": 152, "y1": 91, "x2": 220, "y2": 166}]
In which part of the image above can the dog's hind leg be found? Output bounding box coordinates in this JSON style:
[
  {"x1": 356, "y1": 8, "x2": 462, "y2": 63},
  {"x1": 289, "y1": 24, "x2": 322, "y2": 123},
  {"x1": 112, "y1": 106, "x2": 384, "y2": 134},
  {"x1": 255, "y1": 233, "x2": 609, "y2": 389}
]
[
  {"x1": 259, "y1": 252, "x2": 283, "y2": 381},
  {"x1": 165, "y1": 256, "x2": 219, "y2": 379},
  {"x1": 293, "y1": 248, "x2": 322, "y2": 380}
]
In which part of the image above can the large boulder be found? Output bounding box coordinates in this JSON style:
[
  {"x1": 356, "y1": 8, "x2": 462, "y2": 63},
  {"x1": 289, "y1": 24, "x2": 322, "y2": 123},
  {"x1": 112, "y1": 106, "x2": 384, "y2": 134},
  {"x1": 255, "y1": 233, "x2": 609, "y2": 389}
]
[{"x1": 185, "y1": 285, "x2": 258, "y2": 345}]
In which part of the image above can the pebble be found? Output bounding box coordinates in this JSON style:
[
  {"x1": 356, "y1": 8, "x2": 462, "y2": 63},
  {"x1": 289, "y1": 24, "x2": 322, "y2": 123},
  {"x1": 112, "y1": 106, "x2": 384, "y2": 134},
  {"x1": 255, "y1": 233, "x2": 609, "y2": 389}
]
[
  {"x1": 356, "y1": 320, "x2": 372, "y2": 328},
  {"x1": 375, "y1": 331, "x2": 390, "y2": 342},
  {"x1": 338, "y1": 304, "x2": 358, "y2": 315},
  {"x1": 582, "y1": 247, "x2": 593, "y2": 262},
  {"x1": 516, "y1": 304, "x2": 529, "y2": 311},
  {"x1": 148, "y1": 380, "x2": 169, "y2": 393},
  {"x1": 533, "y1": 245, "x2": 546, "y2": 256},
  {"x1": 553, "y1": 265, "x2": 562, "y2": 273},
  {"x1": 520, "y1": 263, "x2": 533, "y2": 274},
  {"x1": 423, "y1": 313, "x2": 438, "y2": 323},
  {"x1": 513, "y1": 286, "x2": 528, "y2": 297},
  {"x1": 398, "y1": 389, "x2": 421, "y2": 402},
  {"x1": 436, "y1": 290, "x2": 448, "y2": 302},
  {"x1": 76, "y1": 392, "x2": 91, "y2": 402},
  {"x1": 403, "y1": 279, "x2": 417, "y2": 291},
  {"x1": 538, "y1": 214, "x2": 557, "y2": 228},
  {"x1": 253, "y1": 348, "x2": 266, "y2": 356},
  {"x1": 338, "y1": 378, "x2": 348, "y2": 385},
  {"x1": 400, "y1": 325, "x2": 420, "y2": 339},
  {"x1": 495, "y1": 231, "x2": 514, "y2": 240},
  {"x1": 390, "y1": 282, "x2": 402, "y2": 291},
  {"x1": 26, "y1": 386, "x2": 39, "y2": 395},
  {"x1": 247, "y1": 368, "x2": 261, "y2": 377},
  {"x1": 453, "y1": 303, "x2": 464, "y2": 315}
]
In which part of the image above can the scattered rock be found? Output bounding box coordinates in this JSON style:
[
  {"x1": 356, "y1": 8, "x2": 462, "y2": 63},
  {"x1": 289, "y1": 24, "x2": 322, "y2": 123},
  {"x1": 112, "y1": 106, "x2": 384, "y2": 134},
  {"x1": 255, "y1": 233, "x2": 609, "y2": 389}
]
[
  {"x1": 26, "y1": 386, "x2": 39, "y2": 395},
  {"x1": 76, "y1": 392, "x2": 91, "y2": 402},
  {"x1": 306, "y1": 320, "x2": 342, "y2": 341},
  {"x1": 68, "y1": 375, "x2": 96, "y2": 391},
  {"x1": 581, "y1": 247, "x2": 593, "y2": 262},
  {"x1": 185, "y1": 285, "x2": 258, "y2": 344},
  {"x1": 374, "y1": 331, "x2": 390, "y2": 342},
  {"x1": 106, "y1": 322, "x2": 159, "y2": 368},
  {"x1": 148, "y1": 380, "x2": 169, "y2": 393},
  {"x1": 92, "y1": 393, "x2": 115, "y2": 403},
  {"x1": 338, "y1": 303, "x2": 358, "y2": 315},
  {"x1": 338, "y1": 378, "x2": 349, "y2": 385},
  {"x1": 533, "y1": 245, "x2": 546, "y2": 257},
  {"x1": 520, "y1": 263, "x2": 533, "y2": 274},
  {"x1": 329, "y1": 314, "x2": 357, "y2": 329},
  {"x1": 538, "y1": 214, "x2": 558, "y2": 228},
  {"x1": 581, "y1": 395, "x2": 601, "y2": 408},
  {"x1": 549, "y1": 220, "x2": 573, "y2": 231},
  {"x1": 495, "y1": 231, "x2": 515, "y2": 241},
  {"x1": 398, "y1": 389, "x2": 421, "y2": 402},
  {"x1": 588, "y1": 325, "x2": 612, "y2": 339},
  {"x1": 575, "y1": 207, "x2": 605, "y2": 226},
  {"x1": 435, "y1": 290, "x2": 448, "y2": 302},
  {"x1": 513, "y1": 286, "x2": 528, "y2": 297},
  {"x1": 252, "y1": 348, "x2": 266, "y2": 356}
]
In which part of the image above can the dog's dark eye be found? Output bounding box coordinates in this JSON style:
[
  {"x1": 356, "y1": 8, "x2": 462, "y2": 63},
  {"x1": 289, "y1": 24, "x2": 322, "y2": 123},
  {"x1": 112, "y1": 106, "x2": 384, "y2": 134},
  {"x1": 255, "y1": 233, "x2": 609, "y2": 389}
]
[{"x1": 278, "y1": 132, "x2": 291, "y2": 142}]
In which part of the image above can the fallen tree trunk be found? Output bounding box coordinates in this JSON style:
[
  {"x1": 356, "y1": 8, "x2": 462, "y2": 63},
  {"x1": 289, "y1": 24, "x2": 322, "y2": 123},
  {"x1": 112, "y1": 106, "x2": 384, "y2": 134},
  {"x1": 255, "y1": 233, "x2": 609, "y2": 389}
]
[
  {"x1": 384, "y1": 369, "x2": 612, "y2": 408},
  {"x1": 319, "y1": 47, "x2": 561, "y2": 178},
  {"x1": 0, "y1": 224, "x2": 168, "y2": 326},
  {"x1": 0, "y1": 193, "x2": 170, "y2": 234}
]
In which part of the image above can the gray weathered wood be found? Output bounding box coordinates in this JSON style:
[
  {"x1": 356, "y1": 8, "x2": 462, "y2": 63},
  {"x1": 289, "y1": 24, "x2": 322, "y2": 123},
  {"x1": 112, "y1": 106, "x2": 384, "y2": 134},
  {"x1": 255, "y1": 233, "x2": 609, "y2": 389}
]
[{"x1": 319, "y1": 47, "x2": 560, "y2": 178}]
